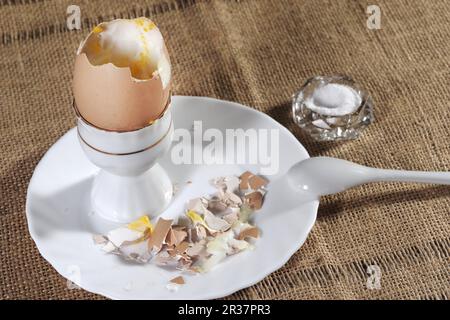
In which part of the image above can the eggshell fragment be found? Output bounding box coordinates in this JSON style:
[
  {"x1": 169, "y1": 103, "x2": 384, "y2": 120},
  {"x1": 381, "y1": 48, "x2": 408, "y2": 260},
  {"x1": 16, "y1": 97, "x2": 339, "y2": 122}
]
[
  {"x1": 237, "y1": 227, "x2": 260, "y2": 240},
  {"x1": 147, "y1": 218, "x2": 173, "y2": 252},
  {"x1": 169, "y1": 276, "x2": 185, "y2": 285}
]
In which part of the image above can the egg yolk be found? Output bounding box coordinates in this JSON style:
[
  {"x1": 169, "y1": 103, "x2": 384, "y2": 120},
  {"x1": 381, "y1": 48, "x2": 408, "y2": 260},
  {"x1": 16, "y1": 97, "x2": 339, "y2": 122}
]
[{"x1": 81, "y1": 18, "x2": 161, "y2": 80}]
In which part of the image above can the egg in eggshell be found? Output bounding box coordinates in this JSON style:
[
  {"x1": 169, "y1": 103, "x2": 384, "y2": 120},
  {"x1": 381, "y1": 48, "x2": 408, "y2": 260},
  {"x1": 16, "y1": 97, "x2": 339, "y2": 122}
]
[{"x1": 73, "y1": 18, "x2": 171, "y2": 132}]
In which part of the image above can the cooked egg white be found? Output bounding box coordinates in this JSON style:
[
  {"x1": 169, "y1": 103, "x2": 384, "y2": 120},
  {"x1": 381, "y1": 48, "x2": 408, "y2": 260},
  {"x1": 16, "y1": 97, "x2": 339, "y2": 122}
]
[{"x1": 80, "y1": 18, "x2": 170, "y2": 87}]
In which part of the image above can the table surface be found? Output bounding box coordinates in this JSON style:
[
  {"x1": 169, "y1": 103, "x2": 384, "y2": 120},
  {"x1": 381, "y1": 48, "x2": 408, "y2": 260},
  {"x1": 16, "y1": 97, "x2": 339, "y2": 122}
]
[{"x1": 1, "y1": 0, "x2": 449, "y2": 300}]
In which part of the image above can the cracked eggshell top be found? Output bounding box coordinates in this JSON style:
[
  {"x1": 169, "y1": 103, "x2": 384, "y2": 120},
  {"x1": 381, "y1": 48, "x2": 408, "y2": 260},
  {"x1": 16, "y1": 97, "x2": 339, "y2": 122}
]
[{"x1": 72, "y1": 19, "x2": 171, "y2": 132}]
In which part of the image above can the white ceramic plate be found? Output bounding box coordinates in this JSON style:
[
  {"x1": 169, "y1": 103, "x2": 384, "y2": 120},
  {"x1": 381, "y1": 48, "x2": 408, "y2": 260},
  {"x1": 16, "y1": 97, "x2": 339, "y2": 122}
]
[{"x1": 26, "y1": 96, "x2": 319, "y2": 300}]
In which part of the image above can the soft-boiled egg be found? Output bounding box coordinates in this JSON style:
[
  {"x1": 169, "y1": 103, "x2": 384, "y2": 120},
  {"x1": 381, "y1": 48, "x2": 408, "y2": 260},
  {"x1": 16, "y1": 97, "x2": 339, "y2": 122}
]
[{"x1": 73, "y1": 18, "x2": 171, "y2": 132}]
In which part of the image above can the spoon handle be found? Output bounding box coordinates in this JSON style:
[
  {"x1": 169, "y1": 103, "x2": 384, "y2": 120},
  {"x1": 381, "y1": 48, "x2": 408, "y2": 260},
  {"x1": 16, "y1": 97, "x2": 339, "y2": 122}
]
[
  {"x1": 286, "y1": 157, "x2": 449, "y2": 196},
  {"x1": 370, "y1": 168, "x2": 450, "y2": 185}
]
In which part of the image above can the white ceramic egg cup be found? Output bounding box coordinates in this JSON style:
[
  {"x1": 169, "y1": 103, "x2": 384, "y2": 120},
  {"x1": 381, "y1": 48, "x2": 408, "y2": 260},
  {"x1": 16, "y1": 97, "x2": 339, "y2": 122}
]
[{"x1": 77, "y1": 103, "x2": 173, "y2": 223}]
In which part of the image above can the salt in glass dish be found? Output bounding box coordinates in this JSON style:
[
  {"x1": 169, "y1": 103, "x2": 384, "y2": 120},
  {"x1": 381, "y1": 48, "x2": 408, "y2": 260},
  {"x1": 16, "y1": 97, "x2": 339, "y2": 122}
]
[{"x1": 292, "y1": 75, "x2": 374, "y2": 141}]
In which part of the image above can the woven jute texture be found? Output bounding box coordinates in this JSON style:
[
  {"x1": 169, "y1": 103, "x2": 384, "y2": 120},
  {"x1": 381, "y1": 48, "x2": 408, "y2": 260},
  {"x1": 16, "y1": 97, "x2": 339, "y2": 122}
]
[{"x1": 1, "y1": 0, "x2": 449, "y2": 300}]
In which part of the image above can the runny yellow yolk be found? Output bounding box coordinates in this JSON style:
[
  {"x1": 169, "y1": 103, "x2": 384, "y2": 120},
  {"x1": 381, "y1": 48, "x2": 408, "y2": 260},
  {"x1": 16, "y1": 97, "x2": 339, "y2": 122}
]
[
  {"x1": 86, "y1": 18, "x2": 158, "y2": 79},
  {"x1": 92, "y1": 25, "x2": 104, "y2": 34},
  {"x1": 133, "y1": 17, "x2": 156, "y2": 32},
  {"x1": 127, "y1": 215, "x2": 153, "y2": 233}
]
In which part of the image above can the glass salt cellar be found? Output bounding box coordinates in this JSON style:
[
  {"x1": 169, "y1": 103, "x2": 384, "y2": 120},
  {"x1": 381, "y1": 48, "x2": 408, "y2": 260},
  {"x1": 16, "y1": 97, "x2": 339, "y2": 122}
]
[{"x1": 292, "y1": 75, "x2": 374, "y2": 141}]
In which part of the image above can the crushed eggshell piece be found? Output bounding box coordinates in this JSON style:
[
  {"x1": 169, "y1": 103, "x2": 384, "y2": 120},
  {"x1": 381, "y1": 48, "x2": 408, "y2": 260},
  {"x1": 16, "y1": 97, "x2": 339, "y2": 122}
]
[
  {"x1": 93, "y1": 234, "x2": 108, "y2": 245},
  {"x1": 148, "y1": 218, "x2": 173, "y2": 251},
  {"x1": 222, "y1": 212, "x2": 239, "y2": 224},
  {"x1": 174, "y1": 241, "x2": 190, "y2": 255},
  {"x1": 166, "y1": 227, "x2": 188, "y2": 247},
  {"x1": 204, "y1": 210, "x2": 231, "y2": 232},
  {"x1": 248, "y1": 175, "x2": 268, "y2": 190},
  {"x1": 244, "y1": 191, "x2": 264, "y2": 210},
  {"x1": 119, "y1": 240, "x2": 152, "y2": 263},
  {"x1": 224, "y1": 176, "x2": 240, "y2": 192},
  {"x1": 185, "y1": 240, "x2": 206, "y2": 257},
  {"x1": 154, "y1": 251, "x2": 177, "y2": 266},
  {"x1": 225, "y1": 191, "x2": 243, "y2": 206},
  {"x1": 107, "y1": 227, "x2": 144, "y2": 248},
  {"x1": 170, "y1": 276, "x2": 185, "y2": 285},
  {"x1": 228, "y1": 238, "x2": 250, "y2": 254},
  {"x1": 239, "y1": 171, "x2": 268, "y2": 191},
  {"x1": 190, "y1": 224, "x2": 207, "y2": 242},
  {"x1": 237, "y1": 227, "x2": 260, "y2": 240},
  {"x1": 239, "y1": 171, "x2": 253, "y2": 190},
  {"x1": 207, "y1": 198, "x2": 228, "y2": 214},
  {"x1": 101, "y1": 241, "x2": 117, "y2": 253},
  {"x1": 166, "y1": 277, "x2": 184, "y2": 292},
  {"x1": 187, "y1": 198, "x2": 208, "y2": 215},
  {"x1": 213, "y1": 175, "x2": 240, "y2": 193}
]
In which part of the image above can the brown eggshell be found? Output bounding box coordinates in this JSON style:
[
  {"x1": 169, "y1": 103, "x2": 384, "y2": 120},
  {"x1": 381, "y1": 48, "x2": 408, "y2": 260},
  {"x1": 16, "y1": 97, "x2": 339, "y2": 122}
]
[{"x1": 73, "y1": 52, "x2": 171, "y2": 132}]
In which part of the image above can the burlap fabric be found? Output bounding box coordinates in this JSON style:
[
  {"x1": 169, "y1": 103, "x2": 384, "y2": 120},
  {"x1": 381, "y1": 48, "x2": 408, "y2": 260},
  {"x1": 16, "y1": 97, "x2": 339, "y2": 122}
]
[{"x1": 1, "y1": 0, "x2": 449, "y2": 300}]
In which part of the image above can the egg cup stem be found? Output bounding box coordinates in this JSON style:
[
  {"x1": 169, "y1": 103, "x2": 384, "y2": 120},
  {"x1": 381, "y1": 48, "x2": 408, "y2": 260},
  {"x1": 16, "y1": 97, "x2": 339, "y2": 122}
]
[
  {"x1": 91, "y1": 164, "x2": 173, "y2": 223},
  {"x1": 77, "y1": 105, "x2": 174, "y2": 223}
]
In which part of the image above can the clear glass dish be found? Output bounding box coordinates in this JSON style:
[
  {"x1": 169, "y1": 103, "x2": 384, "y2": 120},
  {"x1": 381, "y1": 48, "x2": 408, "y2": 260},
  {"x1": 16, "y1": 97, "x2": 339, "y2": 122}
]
[{"x1": 292, "y1": 75, "x2": 374, "y2": 141}]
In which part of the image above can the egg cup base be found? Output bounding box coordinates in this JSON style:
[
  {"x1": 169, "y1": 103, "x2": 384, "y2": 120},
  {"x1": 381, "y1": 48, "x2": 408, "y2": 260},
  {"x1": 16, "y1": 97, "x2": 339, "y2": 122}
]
[{"x1": 91, "y1": 163, "x2": 173, "y2": 223}]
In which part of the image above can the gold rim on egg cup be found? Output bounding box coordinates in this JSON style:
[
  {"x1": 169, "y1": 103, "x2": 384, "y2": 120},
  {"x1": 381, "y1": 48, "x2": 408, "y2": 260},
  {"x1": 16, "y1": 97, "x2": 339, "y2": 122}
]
[
  {"x1": 72, "y1": 93, "x2": 172, "y2": 133},
  {"x1": 77, "y1": 120, "x2": 173, "y2": 156},
  {"x1": 73, "y1": 93, "x2": 173, "y2": 155}
]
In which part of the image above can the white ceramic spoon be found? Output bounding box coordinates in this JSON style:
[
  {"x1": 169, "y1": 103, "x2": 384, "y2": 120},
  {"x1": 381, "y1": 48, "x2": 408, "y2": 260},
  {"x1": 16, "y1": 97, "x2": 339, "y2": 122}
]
[
  {"x1": 285, "y1": 156, "x2": 450, "y2": 196},
  {"x1": 264, "y1": 156, "x2": 450, "y2": 214}
]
